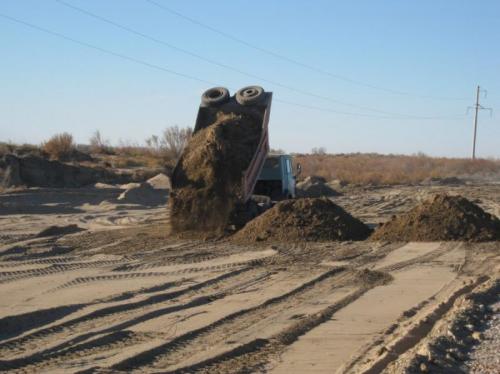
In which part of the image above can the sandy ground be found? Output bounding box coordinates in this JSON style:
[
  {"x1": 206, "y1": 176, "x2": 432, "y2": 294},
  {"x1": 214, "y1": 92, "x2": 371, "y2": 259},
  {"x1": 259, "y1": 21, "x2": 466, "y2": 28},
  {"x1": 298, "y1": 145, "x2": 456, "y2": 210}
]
[{"x1": 0, "y1": 183, "x2": 498, "y2": 373}]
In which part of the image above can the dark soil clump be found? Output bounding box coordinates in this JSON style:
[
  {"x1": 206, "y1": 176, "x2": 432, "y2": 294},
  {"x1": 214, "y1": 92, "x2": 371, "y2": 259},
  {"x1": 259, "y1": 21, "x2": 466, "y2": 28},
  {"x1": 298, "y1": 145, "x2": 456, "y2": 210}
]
[
  {"x1": 356, "y1": 269, "x2": 394, "y2": 287},
  {"x1": 371, "y1": 194, "x2": 500, "y2": 242},
  {"x1": 169, "y1": 112, "x2": 262, "y2": 234},
  {"x1": 232, "y1": 197, "x2": 371, "y2": 242}
]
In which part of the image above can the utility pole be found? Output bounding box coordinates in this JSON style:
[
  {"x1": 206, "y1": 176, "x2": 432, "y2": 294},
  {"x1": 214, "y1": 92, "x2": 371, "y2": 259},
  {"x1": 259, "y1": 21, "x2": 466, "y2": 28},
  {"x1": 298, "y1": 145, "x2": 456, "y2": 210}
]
[{"x1": 468, "y1": 85, "x2": 492, "y2": 160}]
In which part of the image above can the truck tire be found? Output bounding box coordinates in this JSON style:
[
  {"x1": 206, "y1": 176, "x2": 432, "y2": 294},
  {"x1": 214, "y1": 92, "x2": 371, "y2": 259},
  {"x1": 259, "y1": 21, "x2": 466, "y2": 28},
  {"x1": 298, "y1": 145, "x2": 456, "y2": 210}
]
[
  {"x1": 236, "y1": 86, "x2": 264, "y2": 106},
  {"x1": 201, "y1": 87, "x2": 230, "y2": 106}
]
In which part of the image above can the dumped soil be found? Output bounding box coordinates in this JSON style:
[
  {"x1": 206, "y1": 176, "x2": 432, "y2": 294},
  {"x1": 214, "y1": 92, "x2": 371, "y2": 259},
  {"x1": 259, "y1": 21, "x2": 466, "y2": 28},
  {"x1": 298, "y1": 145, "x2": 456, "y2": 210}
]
[
  {"x1": 169, "y1": 111, "x2": 262, "y2": 234},
  {"x1": 355, "y1": 268, "x2": 394, "y2": 287},
  {"x1": 371, "y1": 194, "x2": 500, "y2": 242},
  {"x1": 232, "y1": 197, "x2": 372, "y2": 242}
]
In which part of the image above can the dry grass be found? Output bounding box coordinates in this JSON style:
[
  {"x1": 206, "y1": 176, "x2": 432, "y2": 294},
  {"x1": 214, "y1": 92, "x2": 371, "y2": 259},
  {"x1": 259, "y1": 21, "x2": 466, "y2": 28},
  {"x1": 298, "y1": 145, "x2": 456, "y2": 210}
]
[
  {"x1": 0, "y1": 142, "x2": 41, "y2": 158},
  {"x1": 144, "y1": 126, "x2": 192, "y2": 163},
  {"x1": 103, "y1": 141, "x2": 163, "y2": 169},
  {"x1": 99, "y1": 152, "x2": 163, "y2": 169},
  {"x1": 41, "y1": 133, "x2": 75, "y2": 161},
  {"x1": 294, "y1": 153, "x2": 500, "y2": 185},
  {"x1": 89, "y1": 130, "x2": 113, "y2": 155},
  {"x1": 95, "y1": 126, "x2": 192, "y2": 169}
]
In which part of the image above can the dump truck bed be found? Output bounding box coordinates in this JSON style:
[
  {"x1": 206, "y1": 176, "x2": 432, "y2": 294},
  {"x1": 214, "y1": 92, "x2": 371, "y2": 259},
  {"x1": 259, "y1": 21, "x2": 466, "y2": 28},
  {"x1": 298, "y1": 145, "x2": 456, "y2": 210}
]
[
  {"x1": 169, "y1": 86, "x2": 272, "y2": 233},
  {"x1": 172, "y1": 89, "x2": 272, "y2": 204}
]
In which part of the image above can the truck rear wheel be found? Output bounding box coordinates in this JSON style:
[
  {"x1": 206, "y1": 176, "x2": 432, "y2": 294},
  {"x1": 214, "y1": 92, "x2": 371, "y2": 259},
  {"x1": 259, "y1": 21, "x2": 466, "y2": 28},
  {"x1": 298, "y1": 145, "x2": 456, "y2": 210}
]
[
  {"x1": 201, "y1": 87, "x2": 230, "y2": 106},
  {"x1": 236, "y1": 86, "x2": 264, "y2": 105}
]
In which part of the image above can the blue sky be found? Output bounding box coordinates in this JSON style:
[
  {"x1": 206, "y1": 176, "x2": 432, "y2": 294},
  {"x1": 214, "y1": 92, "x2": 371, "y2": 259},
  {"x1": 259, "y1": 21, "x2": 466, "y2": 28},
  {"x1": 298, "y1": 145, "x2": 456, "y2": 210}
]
[{"x1": 1, "y1": 0, "x2": 499, "y2": 157}]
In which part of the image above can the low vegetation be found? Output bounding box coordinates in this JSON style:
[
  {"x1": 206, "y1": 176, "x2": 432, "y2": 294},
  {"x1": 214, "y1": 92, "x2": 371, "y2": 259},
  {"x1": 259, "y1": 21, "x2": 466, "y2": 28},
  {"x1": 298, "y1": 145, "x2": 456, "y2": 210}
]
[
  {"x1": 107, "y1": 126, "x2": 192, "y2": 168},
  {"x1": 294, "y1": 153, "x2": 500, "y2": 185},
  {"x1": 41, "y1": 133, "x2": 76, "y2": 161},
  {"x1": 145, "y1": 126, "x2": 193, "y2": 161},
  {"x1": 2, "y1": 133, "x2": 500, "y2": 186},
  {"x1": 89, "y1": 130, "x2": 113, "y2": 155}
]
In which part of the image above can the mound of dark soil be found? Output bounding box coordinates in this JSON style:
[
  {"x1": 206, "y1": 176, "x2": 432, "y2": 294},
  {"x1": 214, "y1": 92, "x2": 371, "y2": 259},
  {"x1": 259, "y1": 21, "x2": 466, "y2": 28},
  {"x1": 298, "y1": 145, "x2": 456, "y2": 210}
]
[
  {"x1": 232, "y1": 197, "x2": 371, "y2": 242},
  {"x1": 169, "y1": 111, "x2": 262, "y2": 233},
  {"x1": 371, "y1": 194, "x2": 500, "y2": 242}
]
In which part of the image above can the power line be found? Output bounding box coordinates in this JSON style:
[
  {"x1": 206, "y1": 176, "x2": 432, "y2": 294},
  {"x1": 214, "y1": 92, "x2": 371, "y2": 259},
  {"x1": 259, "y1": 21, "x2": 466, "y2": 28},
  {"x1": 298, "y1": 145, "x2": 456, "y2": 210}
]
[
  {"x1": 54, "y1": 0, "x2": 460, "y2": 119},
  {"x1": 0, "y1": 13, "x2": 216, "y2": 86},
  {"x1": 0, "y1": 12, "x2": 464, "y2": 121},
  {"x1": 275, "y1": 98, "x2": 464, "y2": 120},
  {"x1": 144, "y1": 0, "x2": 469, "y2": 102}
]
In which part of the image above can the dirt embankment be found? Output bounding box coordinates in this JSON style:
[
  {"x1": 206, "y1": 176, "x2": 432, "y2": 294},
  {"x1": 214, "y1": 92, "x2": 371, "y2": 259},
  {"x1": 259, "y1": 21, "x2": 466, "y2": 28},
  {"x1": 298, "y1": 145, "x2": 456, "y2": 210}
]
[
  {"x1": 0, "y1": 154, "x2": 161, "y2": 188},
  {"x1": 232, "y1": 197, "x2": 372, "y2": 242},
  {"x1": 169, "y1": 111, "x2": 262, "y2": 234},
  {"x1": 371, "y1": 194, "x2": 500, "y2": 242}
]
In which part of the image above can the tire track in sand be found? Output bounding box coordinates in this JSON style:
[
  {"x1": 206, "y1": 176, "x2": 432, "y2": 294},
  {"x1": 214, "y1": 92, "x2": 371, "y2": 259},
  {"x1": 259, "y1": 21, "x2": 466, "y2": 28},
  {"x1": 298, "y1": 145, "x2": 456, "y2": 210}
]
[
  {"x1": 147, "y1": 243, "x2": 463, "y2": 374},
  {"x1": 105, "y1": 268, "x2": 349, "y2": 372},
  {"x1": 0, "y1": 267, "x2": 257, "y2": 362}
]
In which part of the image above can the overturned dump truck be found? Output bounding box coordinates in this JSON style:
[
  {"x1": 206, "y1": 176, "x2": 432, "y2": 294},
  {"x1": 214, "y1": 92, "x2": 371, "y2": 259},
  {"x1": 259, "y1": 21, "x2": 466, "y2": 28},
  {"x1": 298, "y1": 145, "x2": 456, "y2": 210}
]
[{"x1": 169, "y1": 86, "x2": 272, "y2": 234}]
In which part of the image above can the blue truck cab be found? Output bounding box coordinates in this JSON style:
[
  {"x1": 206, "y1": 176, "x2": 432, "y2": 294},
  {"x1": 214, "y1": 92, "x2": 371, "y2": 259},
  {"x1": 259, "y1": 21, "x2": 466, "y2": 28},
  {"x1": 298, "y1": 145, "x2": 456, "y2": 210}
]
[{"x1": 253, "y1": 154, "x2": 301, "y2": 200}]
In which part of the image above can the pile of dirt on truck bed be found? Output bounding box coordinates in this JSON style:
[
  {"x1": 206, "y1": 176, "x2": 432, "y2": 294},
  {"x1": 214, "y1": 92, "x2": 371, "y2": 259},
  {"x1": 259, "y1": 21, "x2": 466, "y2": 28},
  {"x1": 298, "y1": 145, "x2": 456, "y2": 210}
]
[
  {"x1": 169, "y1": 111, "x2": 262, "y2": 234},
  {"x1": 232, "y1": 197, "x2": 371, "y2": 242},
  {"x1": 371, "y1": 194, "x2": 500, "y2": 242}
]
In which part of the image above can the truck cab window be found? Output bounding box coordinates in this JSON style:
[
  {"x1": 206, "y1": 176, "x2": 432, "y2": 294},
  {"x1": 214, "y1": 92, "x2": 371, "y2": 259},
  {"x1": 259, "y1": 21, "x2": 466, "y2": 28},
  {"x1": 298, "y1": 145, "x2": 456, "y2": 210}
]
[{"x1": 263, "y1": 157, "x2": 280, "y2": 169}]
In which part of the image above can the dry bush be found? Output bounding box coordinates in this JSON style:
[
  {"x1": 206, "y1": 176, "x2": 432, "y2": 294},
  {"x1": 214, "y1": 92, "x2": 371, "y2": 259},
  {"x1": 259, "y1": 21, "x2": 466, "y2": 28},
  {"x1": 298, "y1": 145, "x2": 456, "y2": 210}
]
[
  {"x1": 145, "y1": 125, "x2": 192, "y2": 165},
  {"x1": 89, "y1": 130, "x2": 113, "y2": 155},
  {"x1": 311, "y1": 147, "x2": 327, "y2": 155},
  {"x1": 0, "y1": 142, "x2": 42, "y2": 158},
  {"x1": 0, "y1": 142, "x2": 15, "y2": 158},
  {"x1": 113, "y1": 140, "x2": 145, "y2": 157},
  {"x1": 41, "y1": 133, "x2": 75, "y2": 161},
  {"x1": 294, "y1": 153, "x2": 500, "y2": 185},
  {"x1": 103, "y1": 140, "x2": 160, "y2": 169},
  {"x1": 145, "y1": 135, "x2": 162, "y2": 155},
  {"x1": 162, "y1": 126, "x2": 192, "y2": 159}
]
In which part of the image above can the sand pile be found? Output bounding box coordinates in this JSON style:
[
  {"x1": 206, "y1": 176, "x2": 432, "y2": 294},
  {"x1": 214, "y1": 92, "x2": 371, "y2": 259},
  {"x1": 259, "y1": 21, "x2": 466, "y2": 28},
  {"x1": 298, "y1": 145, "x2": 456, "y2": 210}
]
[
  {"x1": 146, "y1": 173, "x2": 171, "y2": 190},
  {"x1": 169, "y1": 111, "x2": 262, "y2": 233},
  {"x1": 296, "y1": 176, "x2": 341, "y2": 198},
  {"x1": 117, "y1": 183, "x2": 167, "y2": 206},
  {"x1": 371, "y1": 194, "x2": 500, "y2": 242},
  {"x1": 232, "y1": 197, "x2": 371, "y2": 242}
]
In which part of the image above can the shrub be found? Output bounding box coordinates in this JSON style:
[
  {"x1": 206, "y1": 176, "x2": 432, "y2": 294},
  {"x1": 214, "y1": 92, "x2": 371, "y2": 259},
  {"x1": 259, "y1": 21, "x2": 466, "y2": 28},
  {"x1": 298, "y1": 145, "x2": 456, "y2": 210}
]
[
  {"x1": 160, "y1": 126, "x2": 192, "y2": 162},
  {"x1": 89, "y1": 130, "x2": 113, "y2": 155},
  {"x1": 41, "y1": 133, "x2": 75, "y2": 161},
  {"x1": 311, "y1": 147, "x2": 327, "y2": 155},
  {"x1": 145, "y1": 126, "x2": 192, "y2": 165},
  {"x1": 0, "y1": 142, "x2": 15, "y2": 157}
]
